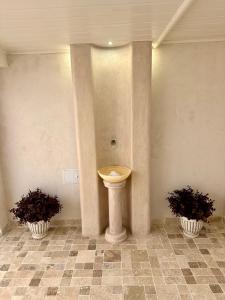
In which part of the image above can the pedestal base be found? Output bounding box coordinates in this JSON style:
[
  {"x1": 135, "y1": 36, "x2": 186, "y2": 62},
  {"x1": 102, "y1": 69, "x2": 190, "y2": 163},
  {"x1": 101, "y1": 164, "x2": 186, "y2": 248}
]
[{"x1": 105, "y1": 227, "x2": 127, "y2": 244}]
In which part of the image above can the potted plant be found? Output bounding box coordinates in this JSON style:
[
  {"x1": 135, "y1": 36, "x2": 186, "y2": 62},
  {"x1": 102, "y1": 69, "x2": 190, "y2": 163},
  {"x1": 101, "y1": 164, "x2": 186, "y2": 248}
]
[
  {"x1": 167, "y1": 186, "x2": 215, "y2": 238},
  {"x1": 10, "y1": 188, "x2": 62, "y2": 239}
]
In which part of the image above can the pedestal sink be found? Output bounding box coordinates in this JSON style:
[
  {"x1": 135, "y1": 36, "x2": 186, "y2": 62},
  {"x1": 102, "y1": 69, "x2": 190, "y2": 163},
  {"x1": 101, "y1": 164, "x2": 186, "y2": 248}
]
[{"x1": 98, "y1": 165, "x2": 131, "y2": 244}]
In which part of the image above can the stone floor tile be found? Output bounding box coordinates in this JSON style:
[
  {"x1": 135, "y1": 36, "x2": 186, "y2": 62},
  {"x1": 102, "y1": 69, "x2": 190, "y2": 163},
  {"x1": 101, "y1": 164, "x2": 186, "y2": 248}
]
[
  {"x1": 188, "y1": 284, "x2": 212, "y2": 295},
  {"x1": 0, "y1": 220, "x2": 223, "y2": 298},
  {"x1": 144, "y1": 285, "x2": 156, "y2": 294},
  {"x1": 29, "y1": 278, "x2": 41, "y2": 286},
  {"x1": 210, "y1": 284, "x2": 224, "y2": 294},
  {"x1": 216, "y1": 276, "x2": 225, "y2": 284},
  {"x1": 124, "y1": 286, "x2": 145, "y2": 300},
  {"x1": 185, "y1": 276, "x2": 197, "y2": 284},
  {"x1": 104, "y1": 250, "x2": 121, "y2": 263},
  {"x1": 131, "y1": 250, "x2": 149, "y2": 263},
  {"x1": 76, "y1": 251, "x2": 96, "y2": 263},
  {"x1": 182, "y1": 268, "x2": 193, "y2": 276},
  {"x1": 180, "y1": 294, "x2": 192, "y2": 300},
  {"x1": 79, "y1": 286, "x2": 90, "y2": 295},
  {"x1": 47, "y1": 287, "x2": 58, "y2": 296},
  {"x1": 199, "y1": 275, "x2": 218, "y2": 284}
]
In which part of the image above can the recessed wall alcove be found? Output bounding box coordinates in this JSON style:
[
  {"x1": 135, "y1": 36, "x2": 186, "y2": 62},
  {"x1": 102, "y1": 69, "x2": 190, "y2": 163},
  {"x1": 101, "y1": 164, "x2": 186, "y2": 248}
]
[{"x1": 70, "y1": 42, "x2": 151, "y2": 236}]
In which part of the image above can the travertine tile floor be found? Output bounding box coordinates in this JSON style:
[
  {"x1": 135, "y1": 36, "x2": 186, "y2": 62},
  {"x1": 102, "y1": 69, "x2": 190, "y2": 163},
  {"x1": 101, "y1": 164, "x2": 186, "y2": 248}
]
[{"x1": 0, "y1": 219, "x2": 225, "y2": 299}]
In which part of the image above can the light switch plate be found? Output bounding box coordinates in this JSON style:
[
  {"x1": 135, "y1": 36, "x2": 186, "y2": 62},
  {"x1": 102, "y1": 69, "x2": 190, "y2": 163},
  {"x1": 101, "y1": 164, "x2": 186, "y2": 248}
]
[{"x1": 63, "y1": 169, "x2": 79, "y2": 184}]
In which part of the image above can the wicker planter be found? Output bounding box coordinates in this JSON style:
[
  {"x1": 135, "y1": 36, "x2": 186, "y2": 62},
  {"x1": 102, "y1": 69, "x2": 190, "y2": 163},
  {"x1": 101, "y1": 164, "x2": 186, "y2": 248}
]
[
  {"x1": 27, "y1": 221, "x2": 50, "y2": 239},
  {"x1": 180, "y1": 216, "x2": 203, "y2": 238}
]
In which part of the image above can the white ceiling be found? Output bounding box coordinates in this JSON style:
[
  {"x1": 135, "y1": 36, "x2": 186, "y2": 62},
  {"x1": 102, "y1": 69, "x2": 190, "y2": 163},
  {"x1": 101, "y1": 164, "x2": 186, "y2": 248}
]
[{"x1": 0, "y1": 0, "x2": 225, "y2": 53}]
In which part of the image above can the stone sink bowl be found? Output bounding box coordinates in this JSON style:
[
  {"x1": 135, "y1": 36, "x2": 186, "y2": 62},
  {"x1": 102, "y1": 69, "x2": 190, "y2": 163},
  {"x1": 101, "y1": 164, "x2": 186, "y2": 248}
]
[{"x1": 98, "y1": 165, "x2": 131, "y2": 183}]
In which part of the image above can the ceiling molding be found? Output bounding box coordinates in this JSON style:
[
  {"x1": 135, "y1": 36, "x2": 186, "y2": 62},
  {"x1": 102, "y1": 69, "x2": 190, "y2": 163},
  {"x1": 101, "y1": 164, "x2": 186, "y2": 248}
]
[
  {"x1": 153, "y1": 0, "x2": 195, "y2": 48},
  {"x1": 8, "y1": 49, "x2": 69, "y2": 55},
  {"x1": 0, "y1": 49, "x2": 8, "y2": 67},
  {"x1": 162, "y1": 37, "x2": 225, "y2": 45},
  {"x1": 8, "y1": 38, "x2": 225, "y2": 55}
]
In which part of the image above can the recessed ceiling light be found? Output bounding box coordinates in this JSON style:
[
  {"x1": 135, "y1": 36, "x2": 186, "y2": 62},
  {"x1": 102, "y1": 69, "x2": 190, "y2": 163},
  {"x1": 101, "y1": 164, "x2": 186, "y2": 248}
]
[{"x1": 108, "y1": 41, "x2": 112, "y2": 46}]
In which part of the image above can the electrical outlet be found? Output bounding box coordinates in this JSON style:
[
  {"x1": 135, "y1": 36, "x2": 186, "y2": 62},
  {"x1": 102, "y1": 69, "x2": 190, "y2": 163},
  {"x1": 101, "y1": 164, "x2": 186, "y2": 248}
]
[{"x1": 63, "y1": 169, "x2": 79, "y2": 184}]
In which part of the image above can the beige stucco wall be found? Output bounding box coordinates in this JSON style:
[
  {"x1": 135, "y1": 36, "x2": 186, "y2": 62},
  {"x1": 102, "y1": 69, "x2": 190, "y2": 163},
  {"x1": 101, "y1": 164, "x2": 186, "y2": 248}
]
[
  {"x1": 0, "y1": 41, "x2": 224, "y2": 227},
  {"x1": 92, "y1": 45, "x2": 132, "y2": 229},
  {"x1": 0, "y1": 165, "x2": 8, "y2": 234},
  {"x1": 70, "y1": 45, "x2": 101, "y2": 235},
  {"x1": 0, "y1": 49, "x2": 8, "y2": 68},
  {"x1": 131, "y1": 42, "x2": 151, "y2": 234},
  {"x1": 152, "y1": 42, "x2": 225, "y2": 219},
  {"x1": 92, "y1": 45, "x2": 132, "y2": 168},
  {"x1": 0, "y1": 53, "x2": 80, "y2": 220},
  {"x1": 70, "y1": 42, "x2": 151, "y2": 235}
]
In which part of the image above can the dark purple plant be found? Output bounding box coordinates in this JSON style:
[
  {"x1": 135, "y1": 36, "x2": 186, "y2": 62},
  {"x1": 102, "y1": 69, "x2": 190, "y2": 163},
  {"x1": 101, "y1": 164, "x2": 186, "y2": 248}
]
[
  {"x1": 167, "y1": 186, "x2": 215, "y2": 222},
  {"x1": 10, "y1": 188, "x2": 62, "y2": 224}
]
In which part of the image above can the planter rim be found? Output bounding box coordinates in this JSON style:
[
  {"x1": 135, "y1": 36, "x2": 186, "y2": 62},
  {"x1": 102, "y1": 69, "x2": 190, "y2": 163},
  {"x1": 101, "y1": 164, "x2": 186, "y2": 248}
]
[
  {"x1": 181, "y1": 216, "x2": 204, "y2": 222},
  {"x1": 27, "y1": 220, "x2": 50, "y2": 224}
]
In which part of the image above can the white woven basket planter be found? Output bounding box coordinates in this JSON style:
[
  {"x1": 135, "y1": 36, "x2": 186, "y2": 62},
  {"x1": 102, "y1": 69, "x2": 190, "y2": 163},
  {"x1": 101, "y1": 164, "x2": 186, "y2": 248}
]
[
  {"x1": 180, "y1": 216, "x2": 203, "y2": 238},
  {"x1": 27, "y1": 221, "x2": 50, "y2": 239}
]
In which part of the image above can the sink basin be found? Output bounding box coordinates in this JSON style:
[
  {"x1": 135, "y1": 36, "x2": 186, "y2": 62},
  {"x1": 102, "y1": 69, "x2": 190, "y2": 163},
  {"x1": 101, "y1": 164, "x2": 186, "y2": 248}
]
[{"x1": 98, "y1": 165, "x2": 131, "y2": 183}]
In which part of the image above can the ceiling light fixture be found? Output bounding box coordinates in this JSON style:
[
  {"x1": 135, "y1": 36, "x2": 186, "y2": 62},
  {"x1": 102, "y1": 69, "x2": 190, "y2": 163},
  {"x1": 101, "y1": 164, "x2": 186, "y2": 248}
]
[{"x1": 108, "y1": 41, "x2": 112, "y2": 46}]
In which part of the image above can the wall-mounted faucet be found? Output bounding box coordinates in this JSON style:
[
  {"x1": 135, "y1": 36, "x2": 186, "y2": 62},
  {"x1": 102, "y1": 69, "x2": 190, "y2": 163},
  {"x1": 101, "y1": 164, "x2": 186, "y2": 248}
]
[{"x1": 110, "y1": 138, "x2": 117, "y2": 147}]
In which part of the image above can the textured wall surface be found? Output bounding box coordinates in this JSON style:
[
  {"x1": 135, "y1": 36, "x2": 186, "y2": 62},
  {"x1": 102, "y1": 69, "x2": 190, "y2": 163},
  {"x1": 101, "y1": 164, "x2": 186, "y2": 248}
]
[
  {"x1": 131, "y1": 42, "x2": 151, "y2": 234},
  {"x1": 0, "y1": 166, "x2": 8, "y2": 233},
  {"x1": 0, "y1": 54, "x2": 80, "y2": 220},
  {"x1": 92, "y1": 45, "x2": 132, "y2": 229},
  {"x1": 70, "y1": 43, "x2": 151, "y2": 235},
  {"x1": 70, "y1": 45, "x2": 101, "y2": 235},
  {"x1": 152, "y1": 42, "x2": 225, "y2": 219},
  {"x1": 92, "y1": 45, "x2": 132, "y2": 168},
  {"x1": 0, "y1": 41, "x2": 224, "y2": 227},
  {"x1": 0, "y1": 49, "x2": 8, "y2": 68}
]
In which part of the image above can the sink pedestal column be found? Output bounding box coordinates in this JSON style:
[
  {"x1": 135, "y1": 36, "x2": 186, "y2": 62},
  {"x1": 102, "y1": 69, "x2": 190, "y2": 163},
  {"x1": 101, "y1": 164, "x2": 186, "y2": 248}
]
[{"x1": 103, "y1": 180, "x2": 127, "y2": 244}]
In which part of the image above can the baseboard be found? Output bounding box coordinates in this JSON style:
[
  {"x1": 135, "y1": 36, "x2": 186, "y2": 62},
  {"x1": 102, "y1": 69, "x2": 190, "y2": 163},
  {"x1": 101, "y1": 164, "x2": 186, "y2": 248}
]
[
  {"x1": 51, "y1": 219, "x2": 81, "y2": 227},
  {"x1": 0, "y1": 222, "x2": 11, "y2": 236},
  {"x1": 3, "y1": 216, "x2": 224, "y2": 237},
  {"x1": 151, "y1": 215, "x2": 224, "y2": 226}
]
